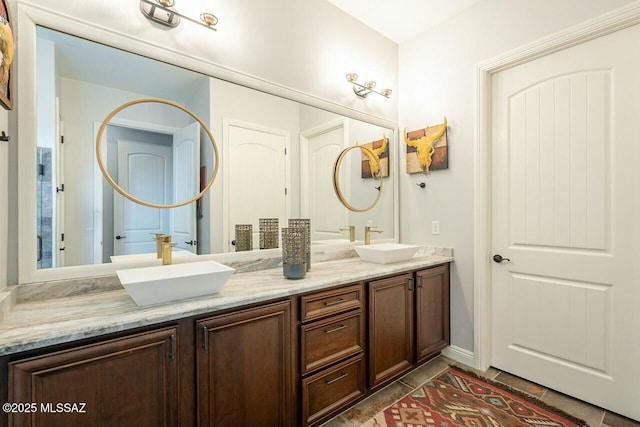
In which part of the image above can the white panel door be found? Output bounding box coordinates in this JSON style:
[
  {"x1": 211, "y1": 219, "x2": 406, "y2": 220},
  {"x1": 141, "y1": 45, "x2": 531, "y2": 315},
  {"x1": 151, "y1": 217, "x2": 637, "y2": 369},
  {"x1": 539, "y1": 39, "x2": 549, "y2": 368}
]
[
  {"x1": 491, "y1": 24, "x2": 640, "y2": 420},
  {"x1": 171, "y1": 122, "x2": 199, "y2": 253},
  {"x1": 227, "y1": 123, "x2": 288, "y2": 251},
  {"x1": 115, "y1": 139, "x2": 171, "y2": 255},
  {"x1": 301, "y1": 123, "x2": 348, "y2": 241}
]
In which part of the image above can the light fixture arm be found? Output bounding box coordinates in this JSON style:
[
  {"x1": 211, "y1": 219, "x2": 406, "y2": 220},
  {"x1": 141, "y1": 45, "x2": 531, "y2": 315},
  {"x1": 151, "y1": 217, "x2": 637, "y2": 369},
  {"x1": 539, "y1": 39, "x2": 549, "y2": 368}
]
[
  {"x1": 140, "y1": 0, "x2": 218, "y2": 31},
  {"x1": 346, "y1": 73, "x2": 391, "y2": 99},
  {"x1": 350, "y1": 80, "x2": 385, "y2": 98}
]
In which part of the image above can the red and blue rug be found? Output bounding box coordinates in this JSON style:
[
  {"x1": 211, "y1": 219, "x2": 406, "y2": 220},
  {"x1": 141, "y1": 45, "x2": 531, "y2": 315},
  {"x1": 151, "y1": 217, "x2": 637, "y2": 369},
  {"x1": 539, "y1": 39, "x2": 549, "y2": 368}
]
[{"x1": 362, "y1": 367, "x2": 587, "y2": 427}]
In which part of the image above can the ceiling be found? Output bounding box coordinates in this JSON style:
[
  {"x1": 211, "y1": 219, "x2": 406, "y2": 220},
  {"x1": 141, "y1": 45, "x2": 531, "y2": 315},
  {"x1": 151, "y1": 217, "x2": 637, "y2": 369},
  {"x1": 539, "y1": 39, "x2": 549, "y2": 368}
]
[{"x1": 326, "y1": 0, "x2": 482, "y2": 43}]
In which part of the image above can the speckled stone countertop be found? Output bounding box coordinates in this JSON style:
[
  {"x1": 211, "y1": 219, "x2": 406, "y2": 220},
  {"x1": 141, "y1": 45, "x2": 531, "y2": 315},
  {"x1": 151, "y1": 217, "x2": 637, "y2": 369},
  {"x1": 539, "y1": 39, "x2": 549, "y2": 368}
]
[{"x1": 0, "y1": 255, "x2": 453, "y2": 356}]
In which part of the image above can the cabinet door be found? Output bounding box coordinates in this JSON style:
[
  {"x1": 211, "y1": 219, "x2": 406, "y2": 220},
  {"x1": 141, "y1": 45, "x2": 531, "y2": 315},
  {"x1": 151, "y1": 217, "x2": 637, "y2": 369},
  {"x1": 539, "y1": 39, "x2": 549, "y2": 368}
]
[
  {"x1": 368, "y1": 274, "x2": 413, "y2": 389},
  {"x1": 196, "y1": 301, "x2": 291, "y2": 427},
  {"x1": 9, "y1": 327, "x2": 178, "y2": 427},
  {"x1": 416, "y1": 264, "x2": 450, "y2": 363}
]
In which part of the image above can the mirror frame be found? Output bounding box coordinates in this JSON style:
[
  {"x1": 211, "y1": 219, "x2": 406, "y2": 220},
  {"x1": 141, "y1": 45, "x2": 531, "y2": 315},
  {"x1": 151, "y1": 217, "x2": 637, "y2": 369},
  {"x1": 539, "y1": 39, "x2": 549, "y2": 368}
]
[
  {"x1": 15, "y1": 2, "x2": 399, "y2": 284},
  {"x1": 333, "y1": 145, "x2": 383, "y2": 212},
  {"x1": 96, "y1": 98, "x2": 220, "y2": 209}
]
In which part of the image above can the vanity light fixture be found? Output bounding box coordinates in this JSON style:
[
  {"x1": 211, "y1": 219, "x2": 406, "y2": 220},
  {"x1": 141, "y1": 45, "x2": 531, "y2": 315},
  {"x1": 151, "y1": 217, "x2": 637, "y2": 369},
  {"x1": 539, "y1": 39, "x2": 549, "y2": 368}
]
[
  {"x1": 139, "y1": 0, "x2": 218, "y2": 31},
  {"x1": 346, "y1": 73, "x2": 392, "y2": 99}
]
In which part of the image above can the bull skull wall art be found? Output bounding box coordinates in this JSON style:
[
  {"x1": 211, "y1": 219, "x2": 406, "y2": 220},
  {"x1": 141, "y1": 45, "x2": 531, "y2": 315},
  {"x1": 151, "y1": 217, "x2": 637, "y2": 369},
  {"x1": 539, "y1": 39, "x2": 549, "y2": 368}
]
[
  {"x1": 404, "y1": 117, "x2": 448, "y2": 174},
  {"x1": 359, "y1": 134, "x2": 389, "y2": 179}
]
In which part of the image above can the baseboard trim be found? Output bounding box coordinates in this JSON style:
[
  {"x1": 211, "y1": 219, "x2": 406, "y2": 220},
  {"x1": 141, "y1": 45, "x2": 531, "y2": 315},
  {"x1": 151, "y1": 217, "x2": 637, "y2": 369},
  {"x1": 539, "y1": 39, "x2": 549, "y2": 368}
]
[{"x1": 441, "y1": 345, "x2": 476, "y2": 367}]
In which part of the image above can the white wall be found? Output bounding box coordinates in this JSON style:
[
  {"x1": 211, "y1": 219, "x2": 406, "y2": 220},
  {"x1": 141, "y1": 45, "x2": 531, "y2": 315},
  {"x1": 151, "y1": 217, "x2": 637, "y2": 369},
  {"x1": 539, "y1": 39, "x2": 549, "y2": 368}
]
[
  {"x1": 398, "y1": 0, "x2": 635, "y2": 354},
  {"x1": 36, "y1": 38, "x2": 55, "y2": 150}
]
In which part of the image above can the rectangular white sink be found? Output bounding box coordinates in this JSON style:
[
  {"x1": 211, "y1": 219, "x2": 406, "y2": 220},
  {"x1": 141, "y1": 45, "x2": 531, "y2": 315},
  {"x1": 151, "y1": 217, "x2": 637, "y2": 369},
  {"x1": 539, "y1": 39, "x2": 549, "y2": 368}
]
[
  {"x1": 354, "y1": 243, "x2": 419, "y2": 264},
  {"x1": 117, "y1": 261, "x2": 235, "y2": 307}
]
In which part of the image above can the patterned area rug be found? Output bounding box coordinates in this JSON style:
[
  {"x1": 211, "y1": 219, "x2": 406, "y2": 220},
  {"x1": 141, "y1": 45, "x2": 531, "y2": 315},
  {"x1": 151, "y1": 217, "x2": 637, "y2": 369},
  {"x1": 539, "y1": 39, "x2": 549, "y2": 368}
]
[{"x1": 362, "y1": 367, "x2": 587, "y2": 427}]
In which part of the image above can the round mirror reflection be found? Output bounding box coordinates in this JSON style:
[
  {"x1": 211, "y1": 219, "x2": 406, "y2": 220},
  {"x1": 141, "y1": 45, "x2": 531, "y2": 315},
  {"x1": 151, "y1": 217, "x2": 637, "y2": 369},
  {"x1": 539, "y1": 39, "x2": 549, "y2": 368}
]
[
  {"x1": 96, "y1": 98, "x2": 219, "y2": 209},
  {"x1": 333, "y1": 144, "x2": 384, "y2": 212}
]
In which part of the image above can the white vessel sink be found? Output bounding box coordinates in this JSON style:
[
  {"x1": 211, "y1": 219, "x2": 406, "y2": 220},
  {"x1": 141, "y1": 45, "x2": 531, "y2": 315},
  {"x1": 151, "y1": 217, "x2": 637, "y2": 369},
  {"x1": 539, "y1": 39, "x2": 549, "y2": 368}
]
[
  {"x1": 110, "y1": 250, "x2": 196, "y2": 263},
  {"x1": 354, "y1": 243, "x2": 419, "y2": 264},
  {"x1": 117, "y1": 261, "x2": 235, "y2": 306}
]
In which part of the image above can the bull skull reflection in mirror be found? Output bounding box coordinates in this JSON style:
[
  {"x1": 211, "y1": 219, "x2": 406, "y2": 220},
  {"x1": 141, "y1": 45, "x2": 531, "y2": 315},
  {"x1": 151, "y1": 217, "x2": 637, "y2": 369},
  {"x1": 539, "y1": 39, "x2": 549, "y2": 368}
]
[{"x1": 359, "y1": 134, "x2": 388, "y2": 179}]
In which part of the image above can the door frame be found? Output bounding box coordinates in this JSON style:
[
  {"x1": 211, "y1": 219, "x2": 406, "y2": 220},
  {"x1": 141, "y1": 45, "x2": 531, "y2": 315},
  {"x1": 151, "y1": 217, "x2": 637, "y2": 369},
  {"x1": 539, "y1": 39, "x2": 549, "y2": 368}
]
[
  {"x1": 222, "y1": 118, "x2": 292, "y2": 251},
  {"x1": 92, "y1": 118, "x2": 180, "y2": 263},
  {"x1": 474, "y1": 1, "x2": 640, "y2": 371}
]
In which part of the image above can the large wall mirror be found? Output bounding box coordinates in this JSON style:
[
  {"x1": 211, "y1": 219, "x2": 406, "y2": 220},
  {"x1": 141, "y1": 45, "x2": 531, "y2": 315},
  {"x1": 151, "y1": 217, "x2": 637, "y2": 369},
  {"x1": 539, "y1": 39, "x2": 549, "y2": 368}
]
[{"x1": 21, "y1": 20, "x2": 397, "y2": 281}]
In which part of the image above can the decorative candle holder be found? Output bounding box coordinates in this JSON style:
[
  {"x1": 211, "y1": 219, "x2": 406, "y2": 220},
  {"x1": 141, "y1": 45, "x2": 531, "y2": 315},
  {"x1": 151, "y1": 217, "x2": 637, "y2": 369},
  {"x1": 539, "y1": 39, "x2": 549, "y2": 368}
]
[
  {"x1": 289, "y1": 218, "x2": 311, "y2": 271},
  {"x1": 281, "y1": 227, "x2": 306, "y2": 280},
  {"x1": 259, "y1": 218, "x2": 279, "y2": 249},
  {"x1": 234, "y1": 224, "x2": 253, "y2": 252}
]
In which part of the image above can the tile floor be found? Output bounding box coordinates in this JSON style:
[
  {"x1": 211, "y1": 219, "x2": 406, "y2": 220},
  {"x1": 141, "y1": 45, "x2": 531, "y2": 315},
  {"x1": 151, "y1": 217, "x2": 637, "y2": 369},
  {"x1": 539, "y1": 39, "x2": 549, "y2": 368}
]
[{"x1": 320, "y1": 355, "x2": 640, "y2": 427}]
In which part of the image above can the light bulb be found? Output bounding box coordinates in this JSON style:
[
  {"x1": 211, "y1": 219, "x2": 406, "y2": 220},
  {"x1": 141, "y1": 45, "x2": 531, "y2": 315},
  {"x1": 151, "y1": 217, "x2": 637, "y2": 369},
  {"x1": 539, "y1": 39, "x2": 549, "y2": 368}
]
[{"x1": 201, "y1": 0, "x2": 218, "y2": 26}]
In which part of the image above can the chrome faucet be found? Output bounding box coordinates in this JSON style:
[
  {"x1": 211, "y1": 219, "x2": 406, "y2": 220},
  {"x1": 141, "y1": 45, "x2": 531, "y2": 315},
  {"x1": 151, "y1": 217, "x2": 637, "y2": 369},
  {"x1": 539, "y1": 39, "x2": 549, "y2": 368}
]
[
  {"x1": 339, "y1": 225, "x2": 356, "y2": 242},
  {"x1": 364, "y1": 226, "x2": 383, "y2": 245}
]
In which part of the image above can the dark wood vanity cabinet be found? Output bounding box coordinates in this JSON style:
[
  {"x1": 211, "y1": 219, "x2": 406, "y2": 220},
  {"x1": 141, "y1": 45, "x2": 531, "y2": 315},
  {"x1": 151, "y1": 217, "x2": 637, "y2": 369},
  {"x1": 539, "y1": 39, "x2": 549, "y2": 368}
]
[
  {"x1": 195, "y1": 300, "x2": 292, "y2": 427},
  {"x1": 8, "y1": 327, "x2": 178, "y2": 427},
  {"x1": 416, "y1": 264, "x2": 450, "y2": 363},
  {"x1": 368, "y1": 273, "x2": 414, "y2": 389},
  {"x1": 368, "y1": 264, "x2": 451, "y2": 389}
]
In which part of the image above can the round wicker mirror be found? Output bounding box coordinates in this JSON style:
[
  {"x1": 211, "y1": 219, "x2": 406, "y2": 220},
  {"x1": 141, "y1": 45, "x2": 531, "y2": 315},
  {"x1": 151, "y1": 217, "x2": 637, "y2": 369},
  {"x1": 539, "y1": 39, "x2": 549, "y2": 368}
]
[{"x1": 96, "y1": 98, "x2": 219, "y2": 209}]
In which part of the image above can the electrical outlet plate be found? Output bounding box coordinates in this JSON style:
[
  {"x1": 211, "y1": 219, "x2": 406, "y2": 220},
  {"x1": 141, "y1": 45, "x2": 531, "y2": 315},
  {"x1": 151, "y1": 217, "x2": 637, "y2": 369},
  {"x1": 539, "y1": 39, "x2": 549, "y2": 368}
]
[{"x1": 431, "y1": 221, "x2": 440, "y2": 235}]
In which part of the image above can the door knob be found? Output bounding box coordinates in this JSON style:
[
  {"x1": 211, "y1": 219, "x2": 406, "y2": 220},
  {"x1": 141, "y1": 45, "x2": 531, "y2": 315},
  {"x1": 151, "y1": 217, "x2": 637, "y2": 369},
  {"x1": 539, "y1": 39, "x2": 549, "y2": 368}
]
[
  {"x1": 493, "y1": 254, "x2": 510, "y2": 263},
  {"x1": 185, "y1": 240, "x2": 197, "y2": 246},
  {"x1": 115, "y1": 235, "x2": 126, "y2": 240}
]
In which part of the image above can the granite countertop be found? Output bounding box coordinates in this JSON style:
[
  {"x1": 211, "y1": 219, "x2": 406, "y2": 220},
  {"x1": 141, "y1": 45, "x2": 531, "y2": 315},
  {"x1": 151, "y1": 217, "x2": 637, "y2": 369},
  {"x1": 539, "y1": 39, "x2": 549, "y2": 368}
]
[{"x1": 0, "y1": 255, "x2": 453, "y2": 356}]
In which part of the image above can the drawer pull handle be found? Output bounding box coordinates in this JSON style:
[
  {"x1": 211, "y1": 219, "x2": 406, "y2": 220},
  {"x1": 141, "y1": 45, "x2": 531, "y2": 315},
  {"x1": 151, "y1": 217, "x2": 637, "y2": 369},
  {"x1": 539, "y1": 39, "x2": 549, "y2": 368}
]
[
  {"x1": 324, "y1": 298, "x2": 345, "y2": 307},
  {"x1": 325, "y1": 372, "x2": 348, "y2": 385},
  {"x1": 324, "y1": 324, "x2": 347, "y2": 334}
]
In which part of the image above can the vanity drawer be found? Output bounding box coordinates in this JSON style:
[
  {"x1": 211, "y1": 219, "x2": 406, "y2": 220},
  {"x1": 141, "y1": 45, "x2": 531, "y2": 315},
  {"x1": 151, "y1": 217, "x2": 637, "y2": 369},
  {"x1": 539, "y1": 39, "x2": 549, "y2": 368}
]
[
  {"x1": 301, "y1": 284, "x2": 363, "y2": 322},
  {"x1": 301, "y1": 310, "x2": 364, "y2": 375},
  {"x1": 302, "y1": 355, "x2": 365, "y2": 426}
]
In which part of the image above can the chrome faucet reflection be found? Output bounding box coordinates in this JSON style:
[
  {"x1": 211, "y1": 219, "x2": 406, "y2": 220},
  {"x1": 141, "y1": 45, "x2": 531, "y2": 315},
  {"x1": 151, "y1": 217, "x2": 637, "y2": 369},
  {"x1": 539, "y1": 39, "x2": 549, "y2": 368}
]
[{"x1": 364, "y1": 226, "x2": 383, "y2": 245}]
